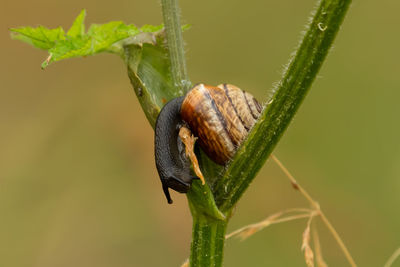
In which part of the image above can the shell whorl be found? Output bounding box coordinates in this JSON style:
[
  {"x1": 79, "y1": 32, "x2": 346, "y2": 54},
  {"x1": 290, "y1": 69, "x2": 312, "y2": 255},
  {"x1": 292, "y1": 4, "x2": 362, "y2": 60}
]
[{"x1": 180, "y1": 84, "x2": 262, "y2": 165}]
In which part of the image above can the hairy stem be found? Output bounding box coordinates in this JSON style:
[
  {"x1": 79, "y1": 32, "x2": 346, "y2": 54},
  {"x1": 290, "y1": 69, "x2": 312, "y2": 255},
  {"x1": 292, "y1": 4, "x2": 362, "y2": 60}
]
[
  {"x1": 213, "y1": 0, "x2": 352, "y2": 213},
  {"x1": 160, "y1": 0, "x2": 352, "y2": 266},
  {"x1": 161, "y1": 0, "x2": 191, "y2": 93},
  {"x1": 190, "y1": 217, "x2": 227, "y2": 267},
  {"x1": 160, "y1": 1, "x2": 227, "y2": 267}
]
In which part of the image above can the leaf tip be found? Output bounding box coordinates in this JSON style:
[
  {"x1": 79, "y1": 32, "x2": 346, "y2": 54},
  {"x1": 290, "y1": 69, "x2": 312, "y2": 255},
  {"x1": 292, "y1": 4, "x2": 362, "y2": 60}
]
[
  {"x1": 41, "y1": 54, "x2": 52, "y2": 69},
  {"x1": 182, "y1": 24, "x2": 191, "y2": 31},
  {"x1": 67, "y1": 9, "x2": 87, "y2": 37}
]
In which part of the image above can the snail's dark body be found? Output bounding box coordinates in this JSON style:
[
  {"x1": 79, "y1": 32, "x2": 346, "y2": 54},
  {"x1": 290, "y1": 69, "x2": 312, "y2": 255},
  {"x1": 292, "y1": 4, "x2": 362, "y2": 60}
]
[
  {"x1": 154, "y1": 96, "x2": 197, "y2": 204},
  {"x1": 155, "y1": 84, "x2": 262, "y2": 203}
]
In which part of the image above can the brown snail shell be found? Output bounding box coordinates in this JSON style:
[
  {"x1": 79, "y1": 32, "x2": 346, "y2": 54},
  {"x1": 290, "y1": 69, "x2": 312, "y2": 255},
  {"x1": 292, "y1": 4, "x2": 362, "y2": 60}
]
[
  {"x1": 180, "y1": 83, "x2": 262, "y2": 165},
  {"x1": 155, "y1": 83, "x2": 262, "y2": 203}
]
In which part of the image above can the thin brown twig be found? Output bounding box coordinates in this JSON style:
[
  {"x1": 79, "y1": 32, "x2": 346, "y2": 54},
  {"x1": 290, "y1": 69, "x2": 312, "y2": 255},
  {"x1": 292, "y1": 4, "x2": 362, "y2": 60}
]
[
  {"x1": 184, "y1": 209, "x2": 324, "y2": 267},
  {"x1": 271, "y1": 154, "x2": 357, "y2": 267},
  {"x1": 302, "y1": 214, "x2": 316, "y2": 267},
  {"x1": 273, "y1": 213, "x2": 313, "y2": 225},
  {"x1": 384, "y1": 247, "x2": 400, "y2": 267},
  {"x1": 226, "y1": 210, "x2": 312, "y2": 240},
  {"x1": 182, "y1": 208, "x2": 314, "y2": 267},
  {"x1": 313, "y1": 225, "x2": 328, "y2": 267}
]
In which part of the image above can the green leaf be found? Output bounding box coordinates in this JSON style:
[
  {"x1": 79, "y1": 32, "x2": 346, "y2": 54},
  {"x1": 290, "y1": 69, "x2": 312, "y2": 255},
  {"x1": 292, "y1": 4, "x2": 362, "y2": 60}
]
[
  {"x1": 10, "y1": 26, "x2": 65, "y2": 50},
  {"x1": 125, "y1": 42, "x2": 177, "y2": 127},
  {"x1": 140, "y1": 24, "x2": 164, "y2": 33},
  {"x1": 181, "y1": 24, "x2": 191, "y2": 31},
  {"x1": 44, "y1": 36, "x2": 91, "y2": 68},
  {"x1": 67, "y1": 9, "x2": 86, "y2": 37},
  {"x1": 10, "y1": 10, "x2": 166, "y2": 68},
  {"x1": 87, "y1": 22, "x2": 139, "y2": 52}
]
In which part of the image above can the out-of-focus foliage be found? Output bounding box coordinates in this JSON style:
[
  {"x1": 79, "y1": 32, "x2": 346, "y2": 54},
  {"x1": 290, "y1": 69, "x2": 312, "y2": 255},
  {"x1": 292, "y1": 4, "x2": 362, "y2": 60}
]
[{"x1": 2, "y1": 0, "x2": 399, "y2": 267}]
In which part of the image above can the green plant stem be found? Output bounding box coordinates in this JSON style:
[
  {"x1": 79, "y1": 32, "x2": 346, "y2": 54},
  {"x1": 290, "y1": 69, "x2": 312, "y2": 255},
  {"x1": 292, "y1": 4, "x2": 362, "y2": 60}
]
[
  {"x1": 161, "y1": 0, "x2": 351, "y2": 266},
  {"x1": 213, "y1": 0, "x2": 352, "y2": 213},
  {"x1": 160, "y1": 1, "x2": 227, "y2": 267},
  {"x1": 161, "y1": 0, "x2": 191, "y2": 93},
  {"x1": 190, "y1": 217, "x2": 227, "y2": 267}
]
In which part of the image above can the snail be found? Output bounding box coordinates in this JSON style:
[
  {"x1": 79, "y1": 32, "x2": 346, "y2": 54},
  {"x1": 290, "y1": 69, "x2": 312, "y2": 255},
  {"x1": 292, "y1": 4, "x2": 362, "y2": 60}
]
[{"x1": 155, "y1": 83, "x2": 262, "y2": 204}]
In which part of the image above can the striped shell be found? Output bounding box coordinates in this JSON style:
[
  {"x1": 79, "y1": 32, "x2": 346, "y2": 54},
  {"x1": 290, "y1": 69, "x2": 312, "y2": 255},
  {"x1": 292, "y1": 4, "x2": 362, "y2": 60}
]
[{"x1": 180, "y1": 84, "x2": 262, "y2": 165}]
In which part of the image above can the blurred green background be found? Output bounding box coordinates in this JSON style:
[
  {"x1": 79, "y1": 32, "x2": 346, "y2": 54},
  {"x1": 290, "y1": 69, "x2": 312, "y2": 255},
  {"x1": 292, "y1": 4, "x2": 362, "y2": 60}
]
[{"x1": 1, "y1": 0, "x2": 399, "y2": 266}]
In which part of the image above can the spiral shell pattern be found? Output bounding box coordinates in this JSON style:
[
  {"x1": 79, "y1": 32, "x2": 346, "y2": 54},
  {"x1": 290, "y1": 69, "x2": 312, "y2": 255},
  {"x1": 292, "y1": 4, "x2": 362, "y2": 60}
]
[{"x1": 180, "y1": 83, "x2": 262, "y2": 165}]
